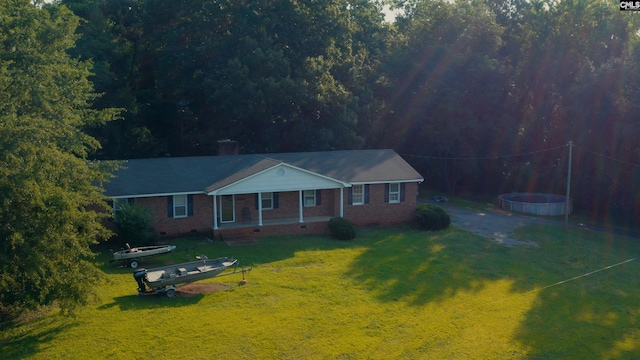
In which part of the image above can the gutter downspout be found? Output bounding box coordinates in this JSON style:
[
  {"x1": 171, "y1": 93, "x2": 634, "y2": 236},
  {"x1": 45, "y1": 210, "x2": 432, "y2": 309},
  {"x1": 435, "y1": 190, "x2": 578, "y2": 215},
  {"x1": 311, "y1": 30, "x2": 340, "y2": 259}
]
[
  {"x1": 258, "y1": 192, "x2": 263, "y2": 226},
  {"x1": 339, "y1": 187, "x2": 344, "y2": 217},
  {"x1": 213, "y1": 194, "x2": 218, "y2": 230},
  {"x1": 299, "y1": 190, "x2": 304, "y2": 223}
]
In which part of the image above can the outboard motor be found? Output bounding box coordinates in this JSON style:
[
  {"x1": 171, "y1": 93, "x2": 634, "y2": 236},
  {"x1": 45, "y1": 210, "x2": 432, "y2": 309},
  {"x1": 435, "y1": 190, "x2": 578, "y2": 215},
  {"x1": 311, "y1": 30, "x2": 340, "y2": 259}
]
[{"x1": 133, "y1": 268, "x2": 147, "y2": 293}]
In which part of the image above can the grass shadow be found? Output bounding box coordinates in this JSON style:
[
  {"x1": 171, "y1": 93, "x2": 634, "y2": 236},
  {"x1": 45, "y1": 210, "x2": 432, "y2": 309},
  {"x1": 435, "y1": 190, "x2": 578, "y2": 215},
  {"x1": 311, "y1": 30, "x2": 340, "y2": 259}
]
[
  {"x1": 347, "y1": 226, "x2": 517, "y2": 305},
  {"x1": 100, "y1": 292, "x2": 206, "y2": 311},
  {"x1": 348, "y1": 224, "x2": 640, "y2": 356},
  {"x1": 0, "y1": 316, "x2": 76, "y2": 359},
  {"x1": 230, "y1": 234, "x2": 362, "y2": 264}
]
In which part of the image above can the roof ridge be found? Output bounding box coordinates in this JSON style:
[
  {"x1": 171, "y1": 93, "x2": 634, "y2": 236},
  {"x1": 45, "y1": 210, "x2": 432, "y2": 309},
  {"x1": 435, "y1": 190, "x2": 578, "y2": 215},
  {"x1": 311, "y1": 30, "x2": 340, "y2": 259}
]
[{"x1": 104, "y1": 149, "x2": 423, "y2": 197}]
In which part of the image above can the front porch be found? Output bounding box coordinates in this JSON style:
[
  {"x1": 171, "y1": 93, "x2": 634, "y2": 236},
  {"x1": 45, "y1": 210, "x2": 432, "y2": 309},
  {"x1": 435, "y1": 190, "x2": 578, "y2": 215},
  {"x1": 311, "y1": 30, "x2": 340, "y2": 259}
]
[{"x1": 206, "y1": 163, "x2": 350, "y2": 241}]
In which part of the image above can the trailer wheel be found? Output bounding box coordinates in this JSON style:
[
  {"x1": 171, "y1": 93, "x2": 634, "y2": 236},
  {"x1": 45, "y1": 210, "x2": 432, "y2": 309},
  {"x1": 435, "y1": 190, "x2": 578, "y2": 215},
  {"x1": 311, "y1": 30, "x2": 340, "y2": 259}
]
[
  {"x1": 129, "y1": 260, "x2": 140, "y2": 269},
  {"x1": 165, "y1": 288, "x2": 176, "y2": 298}
]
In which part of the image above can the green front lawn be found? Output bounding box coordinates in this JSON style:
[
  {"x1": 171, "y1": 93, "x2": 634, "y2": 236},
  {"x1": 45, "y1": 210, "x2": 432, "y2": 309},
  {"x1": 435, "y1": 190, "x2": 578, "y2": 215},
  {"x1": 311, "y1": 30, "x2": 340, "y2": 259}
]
[{"x1": 2, "y1": 225, "x2": 640, "y2": 359}]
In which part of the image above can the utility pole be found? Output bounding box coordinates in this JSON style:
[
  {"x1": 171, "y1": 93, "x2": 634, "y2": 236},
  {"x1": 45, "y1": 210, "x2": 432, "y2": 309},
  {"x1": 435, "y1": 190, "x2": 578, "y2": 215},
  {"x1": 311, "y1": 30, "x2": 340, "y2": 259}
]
[{"x1": 565, "y1": 141, "x2": 573, "y2": 226}]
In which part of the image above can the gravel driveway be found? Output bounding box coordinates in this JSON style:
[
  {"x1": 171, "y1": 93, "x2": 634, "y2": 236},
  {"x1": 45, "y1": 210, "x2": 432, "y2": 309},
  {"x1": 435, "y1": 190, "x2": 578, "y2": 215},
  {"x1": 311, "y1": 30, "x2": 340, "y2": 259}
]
[
  {"x1": 427, "y1": 201, "x2": 639, "y2": 246},
  {"x1": 437, "y1": 203, "x2": 563, "y2": 247}
]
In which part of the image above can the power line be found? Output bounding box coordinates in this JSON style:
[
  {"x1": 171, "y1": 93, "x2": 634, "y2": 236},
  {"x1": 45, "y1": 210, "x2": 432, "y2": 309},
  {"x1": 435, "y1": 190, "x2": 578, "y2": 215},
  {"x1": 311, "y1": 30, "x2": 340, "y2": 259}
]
[
  {"x1": 401, "y1": 143, "x2": 640, "y2": 168},
  {"x1": 400, "y1": 144, "x2": 568, "y2": 161},
  {"x1": 573, "y1": 144, "x2": 640, "y2": 168},
  {"x1": 518, "y1": 258, "x2": 636, "y2": 297}
]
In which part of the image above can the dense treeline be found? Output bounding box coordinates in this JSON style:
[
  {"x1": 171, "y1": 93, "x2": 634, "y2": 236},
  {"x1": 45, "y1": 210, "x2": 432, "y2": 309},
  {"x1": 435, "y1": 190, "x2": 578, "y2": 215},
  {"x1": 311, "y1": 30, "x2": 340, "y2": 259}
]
[{"x1": 62, "y1": 0, "x2": 639, "y2": 227}]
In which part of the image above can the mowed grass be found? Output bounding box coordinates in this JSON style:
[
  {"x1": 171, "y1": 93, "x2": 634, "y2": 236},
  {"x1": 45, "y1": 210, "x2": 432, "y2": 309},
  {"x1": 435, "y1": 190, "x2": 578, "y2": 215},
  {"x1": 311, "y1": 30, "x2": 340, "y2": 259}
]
[{"x1": 2, "y1": 224, "x2": 640, "y2": 359}]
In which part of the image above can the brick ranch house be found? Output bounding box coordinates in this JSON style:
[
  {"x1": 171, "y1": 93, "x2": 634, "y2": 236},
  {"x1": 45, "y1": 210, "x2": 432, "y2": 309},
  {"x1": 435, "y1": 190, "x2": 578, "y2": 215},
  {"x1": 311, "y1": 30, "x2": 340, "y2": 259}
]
[{"x1": 103, "y1": 148, "x2": 424, "y2": 240}]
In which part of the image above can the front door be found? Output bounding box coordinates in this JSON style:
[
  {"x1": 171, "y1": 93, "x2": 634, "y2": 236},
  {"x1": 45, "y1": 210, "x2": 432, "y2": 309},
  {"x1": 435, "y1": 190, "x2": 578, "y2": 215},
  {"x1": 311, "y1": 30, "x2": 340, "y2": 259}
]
[{"x1": 220, "y1": 195, "x2": 235, "y2": 223}]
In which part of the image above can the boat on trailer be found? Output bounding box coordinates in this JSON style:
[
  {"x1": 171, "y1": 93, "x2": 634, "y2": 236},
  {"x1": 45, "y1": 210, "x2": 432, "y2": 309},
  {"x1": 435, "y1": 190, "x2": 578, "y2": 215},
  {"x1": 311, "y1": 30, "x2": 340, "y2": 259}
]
[
  {"x1": 133, "y1": 257, "x2": 249, "y2": 297},
  {"x1": 111, "y1": 243, "x2": 177, "y2": 269}
]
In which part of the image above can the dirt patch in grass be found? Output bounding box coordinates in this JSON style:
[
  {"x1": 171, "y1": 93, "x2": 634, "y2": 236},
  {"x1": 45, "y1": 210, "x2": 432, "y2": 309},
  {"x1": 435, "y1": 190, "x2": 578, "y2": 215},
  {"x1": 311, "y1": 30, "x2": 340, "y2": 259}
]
[{"x1": 177, "y1": 283, "x2": 230, "y2": 296}]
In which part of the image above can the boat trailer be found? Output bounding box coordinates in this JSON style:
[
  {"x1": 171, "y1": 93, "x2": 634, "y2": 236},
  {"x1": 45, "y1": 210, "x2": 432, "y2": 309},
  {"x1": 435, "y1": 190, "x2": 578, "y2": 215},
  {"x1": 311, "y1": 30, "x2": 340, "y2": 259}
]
[{"x1": 133, "y1": 262, "x2": 252, "y2": 298}]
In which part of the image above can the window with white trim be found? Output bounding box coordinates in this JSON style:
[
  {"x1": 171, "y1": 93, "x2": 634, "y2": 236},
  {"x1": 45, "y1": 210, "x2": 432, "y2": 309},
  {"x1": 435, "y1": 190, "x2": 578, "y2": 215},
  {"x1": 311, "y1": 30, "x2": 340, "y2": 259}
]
[
  {"x1": 173, "y1": 195, "x2": 188, "y2": 217},
  {"x1": 388, "y1": 183, "x2": 400, "y2": 203},
  {"x1": 303, "y1": 190, "x2": 316, "y2": 207},
  {"x1": 261, "y1": 192, "x2": 273, "y2": 210},
  {"x1": 352, "y1": 185, "x2": 364, "y2": 205}
]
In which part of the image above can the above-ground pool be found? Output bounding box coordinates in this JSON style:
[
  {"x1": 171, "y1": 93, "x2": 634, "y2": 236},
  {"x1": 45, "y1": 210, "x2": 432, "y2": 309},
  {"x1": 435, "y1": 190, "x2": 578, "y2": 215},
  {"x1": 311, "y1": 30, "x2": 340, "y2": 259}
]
[{"x1": 497, "y1": 193, "x2": 572, "y2": 216}]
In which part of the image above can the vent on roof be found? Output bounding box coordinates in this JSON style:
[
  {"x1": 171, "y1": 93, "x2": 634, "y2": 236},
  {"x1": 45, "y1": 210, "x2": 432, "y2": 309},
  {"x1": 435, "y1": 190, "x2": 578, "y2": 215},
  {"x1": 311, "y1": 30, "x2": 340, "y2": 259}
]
[{"x1": 217, "y1": 139, "x2": 239, "y2": 156}]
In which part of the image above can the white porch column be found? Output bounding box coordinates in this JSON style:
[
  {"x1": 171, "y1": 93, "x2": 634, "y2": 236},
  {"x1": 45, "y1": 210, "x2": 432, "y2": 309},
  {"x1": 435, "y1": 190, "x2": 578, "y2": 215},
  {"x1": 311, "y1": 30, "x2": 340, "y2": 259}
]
[
  {"x1": 339, "y1": 187, "x2": 344, "y2": 217},
  {"x1": 298, "y1": 190, "x2": 304, "y2": 223},
  {"x1": 258, "y1": 192, "x2": 263, "y2": 226},
  {"x1": 213, "y1": 194, "x2": 218, "y2": 230}
]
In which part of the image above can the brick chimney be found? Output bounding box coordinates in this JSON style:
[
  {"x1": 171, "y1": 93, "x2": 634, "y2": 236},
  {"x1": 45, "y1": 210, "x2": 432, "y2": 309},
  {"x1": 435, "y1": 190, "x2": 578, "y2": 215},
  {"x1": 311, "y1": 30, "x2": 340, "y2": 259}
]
[{"x1": 217, "y1": 139, "x2": 239, "y2": 156}]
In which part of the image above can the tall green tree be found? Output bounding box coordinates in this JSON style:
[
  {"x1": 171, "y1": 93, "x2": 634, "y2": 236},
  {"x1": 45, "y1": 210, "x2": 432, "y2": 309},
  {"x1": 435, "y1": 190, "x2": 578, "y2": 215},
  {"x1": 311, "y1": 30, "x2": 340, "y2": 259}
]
[
  {"x1": 381, "y1": 0, "x2": 509, "y2": 193},
  {"x1": 0, "y1": 0, "x2": 118, "y2": 314}
]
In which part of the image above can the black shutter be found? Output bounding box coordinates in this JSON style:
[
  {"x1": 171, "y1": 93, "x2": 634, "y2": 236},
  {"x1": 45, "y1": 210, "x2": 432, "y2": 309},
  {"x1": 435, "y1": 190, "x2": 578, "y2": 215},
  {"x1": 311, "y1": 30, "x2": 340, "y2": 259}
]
[
  {"x1": 255, "y1": 194, "x2": 259, "y2": 209},
  {"x1": 384, "y1": 184, "x2": 389, "y2": 203},
  {"x1": 400, "y1": 183, "x2": 405, "y2": 202},
  {"x1": 348, "y1": 187, "x2": 353, "y2": 205},
  {"x1": 187, "y1": 194, "x2": 194, "y2": 216},
  {"x1": 363, "y1": 184, "x2": 368, "y2": 204},
  {"x1": 316, "y1": 190, "x2": 321, "y2": 206},
  {"x1": 167, "y1": 196, "x2": 173, "y2": 217},
  {"x1": 274, "y1": 193, "x2": 279, "y2": 208}
]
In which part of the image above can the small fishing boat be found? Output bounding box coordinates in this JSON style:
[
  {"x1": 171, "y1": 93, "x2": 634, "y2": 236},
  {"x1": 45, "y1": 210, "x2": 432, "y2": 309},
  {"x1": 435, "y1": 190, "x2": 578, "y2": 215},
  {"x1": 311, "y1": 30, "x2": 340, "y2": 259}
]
[
  {"x1": 111, "y1": 243, "x2": 177, "y2": 268},
  {"x1": 133, "y1": 257, "x2": 244, "y2": 297}
]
